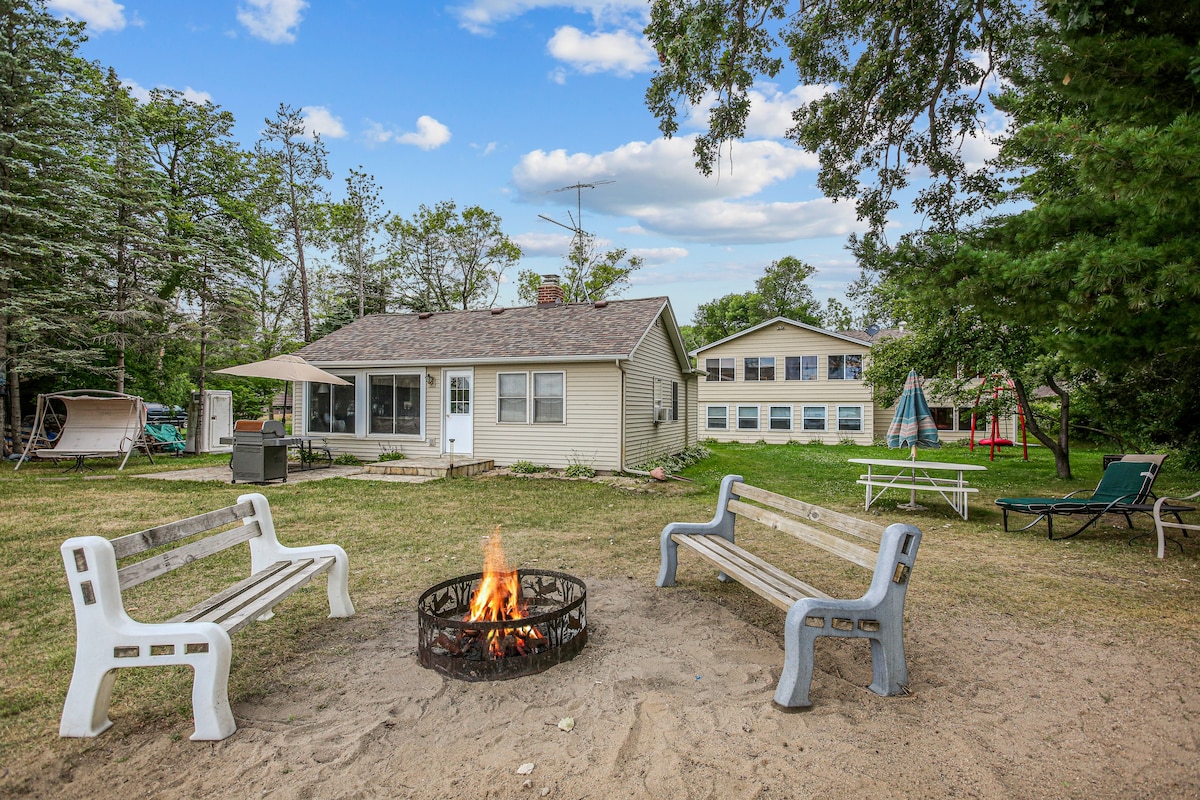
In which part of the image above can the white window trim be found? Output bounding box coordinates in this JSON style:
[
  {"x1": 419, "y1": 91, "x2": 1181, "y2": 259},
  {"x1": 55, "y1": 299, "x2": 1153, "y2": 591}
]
[
  {"x1": 768, "y1": 405, "x2": 793, "y2": 431},
  {"x1": 736, "y1": 405, "x2": 760, "y2": 430},
  {"x1": 828, "y1": 354, "x2": 865, "y2": 381},
  {"x1": 532, "y1": 370, "x2": 566, "y2": 425},
  {"x1": 802, "y1": 405, "x2": 827, "y2": 432},
  {"x1": 496, "y1": 371, "x2": 529, "y2": 424},
  {"x1": 705, "y1": 357, "x2": 735, "y2": 382},
  {"x1": 705, "y1": 404, "x2": 729, "y2": 430},
  {"x1": 364, "y1": 370, "x2": 427, "y2": 439},
  {"x1": 743, "y1": 356, "x2": 776, "y2": 382},
  {"x1": 836, "y1": 404, "x2": 865, "y2": 432}
]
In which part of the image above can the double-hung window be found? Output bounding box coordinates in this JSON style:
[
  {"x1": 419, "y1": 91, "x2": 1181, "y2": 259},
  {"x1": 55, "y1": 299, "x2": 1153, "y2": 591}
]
[
  {"x1": 744, "y1": 357, "x2": 775, "y2": 381},
  {"x1": 706, "y1": 405, "x2": 728, "y2": 430},
  {"x1": 802, "y1": 406, "x2": 827, "y2": 431},
  {"x1": 785, "y1": 355, "x2": 818, "y2": 381},
  {"x1": 828, "y1": 354, "x2": 864, "y2": 380},
  {"x1": 497, "y1": 373, "x2": 528, "y2": 423},
  {"x1": 737, "y1": 406, "x2": 760, "y2": 430},
  {"x1": 705, "y1": 358, "x2": 735, "y2": 382},
  {"x1": 769, "y1": 406, "x2": 792, "y2": 431},
  {"x1": 532, "y1": 372, "x2": 565, "y2": 423},
  {"x1": 496, "y1": 371, "x2": 564, "y2": 423},
  {"x1": 837, "y1": 405, "x2": 863, "y2": 432},
  {"x1": 368, "y1": 374, "x2": 422, "y2": 435}
]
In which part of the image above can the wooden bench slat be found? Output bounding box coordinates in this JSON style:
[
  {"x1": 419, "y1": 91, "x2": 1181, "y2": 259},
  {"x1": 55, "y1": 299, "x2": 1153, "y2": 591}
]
[
  {"x1": 727, "y1": 499, "x2": 877, "y2": 569},
  {"x1": 117, "y1": 521, "x2": 262, "y2": 590},
  {"x1": 734, "y1": 483, "x2": 884, "y2": 543},
  {"x1": 212, "y1": 558, "x2": 336, "y2": 635},
  {"x1": 673, "y1": 534, "x2": 830, "y2": 610},
  {"x1": 111, "y1": 501, "x2": 257, "y2": 558},
  {"x1": 169, "y1": 557, "x2": 334, "y2": 635}
]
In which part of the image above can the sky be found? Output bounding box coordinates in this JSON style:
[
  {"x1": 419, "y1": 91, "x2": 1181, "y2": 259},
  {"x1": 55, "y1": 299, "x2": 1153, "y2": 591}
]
[{"x1": 49, "y1": 0, "x2": 906, "y2": 325}]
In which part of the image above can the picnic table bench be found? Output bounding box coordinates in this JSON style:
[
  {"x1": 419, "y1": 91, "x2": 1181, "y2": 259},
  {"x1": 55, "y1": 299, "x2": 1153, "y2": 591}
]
[
  {"x1": 657, "y1": 474, "x2": 923, "y2": 708},
  {"x1": 850, "y1": 457, "x2": 986, "y2": 519},
  {"x1": 59, "y1": 493, "x2": 355, "y2": 741}
]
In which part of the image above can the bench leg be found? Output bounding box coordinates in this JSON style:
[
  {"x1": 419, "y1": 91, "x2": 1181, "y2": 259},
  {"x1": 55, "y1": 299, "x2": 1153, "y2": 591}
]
[
  {"x1": 656, "y1": 532, "x2": 679, "y2": 587},
  {"x1": 189, "y1": 640, "x2": 235, "y2": 741},
  {"x1": 867, "y1": 631, "x2": 909, "y2": 697},
  {"x1": 60, "y1": 664, "x2": 119, "y2": 737},
  {"x1": 775, "y1": 608, "x2": 819, "y2": 708}
]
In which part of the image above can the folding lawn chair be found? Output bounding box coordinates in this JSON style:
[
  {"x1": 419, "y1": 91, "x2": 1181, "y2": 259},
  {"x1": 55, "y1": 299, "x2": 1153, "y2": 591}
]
[{"x1": 995, "y1": 458, "x2": 1164, "y2": 540}]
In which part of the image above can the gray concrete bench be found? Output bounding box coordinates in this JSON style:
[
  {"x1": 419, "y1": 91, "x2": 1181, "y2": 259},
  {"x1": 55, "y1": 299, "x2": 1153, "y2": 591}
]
[
  {"x1": 59, "y1": 493, "x2": 354, "y2": 741},
  {"x1": 657, "y1": 474, "x2": 923, "y2": 708}
]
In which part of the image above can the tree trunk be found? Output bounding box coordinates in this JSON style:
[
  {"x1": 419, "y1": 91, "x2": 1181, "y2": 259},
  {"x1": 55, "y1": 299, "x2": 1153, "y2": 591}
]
[{"x1": 1012, "y1": 376, "x2": 1073, "y2": 479}]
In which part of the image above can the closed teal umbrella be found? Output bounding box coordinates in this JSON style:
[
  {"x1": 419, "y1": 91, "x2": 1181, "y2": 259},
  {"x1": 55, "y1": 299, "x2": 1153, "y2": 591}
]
[{"x1": 886, "y1": 370, "x2": 941, "y2": 509}]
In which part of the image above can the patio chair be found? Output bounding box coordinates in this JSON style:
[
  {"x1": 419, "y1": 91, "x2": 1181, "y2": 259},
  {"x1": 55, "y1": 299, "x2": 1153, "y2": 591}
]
[
  {"x1": 995, "y1": 458, "x2": 1164, "y2": 540},
  {"x1": 1152, "y1": 490, "x2": 1200, "y2": 559},
  {"x1": 142, "y1": 423, "x2": 185, "y2": 455}
]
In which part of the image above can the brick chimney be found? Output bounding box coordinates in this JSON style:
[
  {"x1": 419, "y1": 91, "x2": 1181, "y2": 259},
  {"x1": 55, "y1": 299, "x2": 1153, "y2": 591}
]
[{"x1": 537, "y1": 274, "x2": 564, "y2": 305}]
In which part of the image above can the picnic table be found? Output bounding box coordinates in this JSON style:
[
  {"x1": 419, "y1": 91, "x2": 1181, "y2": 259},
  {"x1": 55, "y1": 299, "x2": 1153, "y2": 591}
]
[{"x1": 850, "y1": 458, "x2": 987, "y2": 520}]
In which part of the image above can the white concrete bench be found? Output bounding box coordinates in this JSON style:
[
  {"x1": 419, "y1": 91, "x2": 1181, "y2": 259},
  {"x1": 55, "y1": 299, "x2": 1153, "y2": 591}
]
[
  {"x1": 59, "y1": 493, "x2": 354, "y2": 741},
  {"x1": 657, "y1": 474, "x2": 922, "y2": 708}
]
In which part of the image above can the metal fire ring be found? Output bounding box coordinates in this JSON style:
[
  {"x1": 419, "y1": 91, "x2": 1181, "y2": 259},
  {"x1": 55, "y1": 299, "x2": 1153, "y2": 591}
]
[{"x1": 417, "y1": 568, "x2": 587, "y2": 681}]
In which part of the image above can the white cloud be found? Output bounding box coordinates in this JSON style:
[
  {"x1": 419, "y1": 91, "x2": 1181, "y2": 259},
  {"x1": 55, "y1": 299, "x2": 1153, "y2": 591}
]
[
  {"x1": 123, "y1": 79, "x2": 211, "y2": 106},
  {"x1": 301, "y1": 106, "x2": 347, "y2": 139},
  {"x1": 685, "y1": 83, "x2": 832, "y2": 139},
  {"x1": 546, "y1": 26, "x2": 655, "y2": 77},
  {"x1": 630, "y1": 246, "x2": 688, "y2": 265},
  {"x1": 124, "y1": 79, "x2": 150, "y2": 103},
  {"x1": 512, "y1": 231, "x2": 574, "y2": 257},
  {"x1": 180, "y1": 86, "x2": 213, "y2": 105},
  {"x1": 47, "y1": 0, "x2": 126, "y2": 32},
  {"x1": 452, "y1": 0, "x2": 647, "y2": 36},
  {"x1": 513, "y1": 136, "x2": 864, "y2": 245},
  {"x1": 398, "y1": 116, "x2": 452, "y2": 150},
  {"x1": 363, "y1": 116, "x2": 451, "y2": 150},
  {"x1": 237, "y1": 0, "x2": 307, "y2": 44},
  {"x1": 472, "y1": 142, "x2": 499, "y2": 157}
]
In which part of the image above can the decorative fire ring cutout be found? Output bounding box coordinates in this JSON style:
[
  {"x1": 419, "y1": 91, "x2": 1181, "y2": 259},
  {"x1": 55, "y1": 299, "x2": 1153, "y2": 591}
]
[{"x1": 417, "y1": 569, "x2": 587, "y2": 681}]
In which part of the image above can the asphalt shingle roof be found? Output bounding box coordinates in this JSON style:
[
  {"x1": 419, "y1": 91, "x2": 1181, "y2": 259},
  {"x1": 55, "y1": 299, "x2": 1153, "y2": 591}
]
[{"x1": 296, "y1": 297, "x2": 674, "y2": 364}]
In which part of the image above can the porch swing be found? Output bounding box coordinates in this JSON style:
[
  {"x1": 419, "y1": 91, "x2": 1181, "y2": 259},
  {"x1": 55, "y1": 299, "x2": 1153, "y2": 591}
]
[{"x1": 969, "y1": 374, "x2": 1028, "y2": 461}]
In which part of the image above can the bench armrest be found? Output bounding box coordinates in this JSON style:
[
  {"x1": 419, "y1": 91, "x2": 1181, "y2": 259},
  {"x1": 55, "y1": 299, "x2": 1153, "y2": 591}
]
[{"x1": 239, "y1": 493, "x2": 355, "y2": 617}]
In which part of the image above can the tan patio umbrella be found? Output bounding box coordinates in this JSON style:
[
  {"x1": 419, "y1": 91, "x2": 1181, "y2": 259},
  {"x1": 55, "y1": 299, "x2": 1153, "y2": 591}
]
[{"x1": 215, "y1": 354, "x2": 349, "y2": 427}]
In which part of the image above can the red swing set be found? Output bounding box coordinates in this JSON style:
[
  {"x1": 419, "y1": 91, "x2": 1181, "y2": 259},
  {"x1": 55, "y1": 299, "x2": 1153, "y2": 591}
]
[{"x1": 969, "y1": 374, "x2": 1028, "y2": 461}]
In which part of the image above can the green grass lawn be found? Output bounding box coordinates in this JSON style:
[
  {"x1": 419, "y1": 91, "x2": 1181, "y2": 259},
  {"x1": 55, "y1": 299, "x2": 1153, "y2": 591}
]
[{"x1": 1, "y1": 441, "x2": 1197, "y2": 758}]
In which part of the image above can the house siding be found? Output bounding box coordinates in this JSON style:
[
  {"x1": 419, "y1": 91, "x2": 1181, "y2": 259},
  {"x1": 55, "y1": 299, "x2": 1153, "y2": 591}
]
[
  {"x1": 471, "y1": 361, "x2": 623, "y2": 470},
  {"x1": 623, "y1": 317, "x2": 698, "y2": 467},
  {"x1": 695, "y1": 323, "x2": 877, "y2": 445}
]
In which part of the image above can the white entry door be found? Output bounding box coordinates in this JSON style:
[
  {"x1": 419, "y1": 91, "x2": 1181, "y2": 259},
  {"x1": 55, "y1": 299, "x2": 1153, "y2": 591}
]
[{"x1": 444, "y1": 370, "x2": 473, "y2": 455}]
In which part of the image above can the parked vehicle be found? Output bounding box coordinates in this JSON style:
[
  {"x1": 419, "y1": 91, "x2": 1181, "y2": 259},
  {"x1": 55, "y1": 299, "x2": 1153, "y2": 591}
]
[{"x1": 144, "y1": 403, "x2": 188, "y2": 428}]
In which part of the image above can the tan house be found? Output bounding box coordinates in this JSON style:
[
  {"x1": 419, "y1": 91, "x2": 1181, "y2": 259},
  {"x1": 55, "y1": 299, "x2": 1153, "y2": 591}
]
[
  {"x1": 693, "y1": 318, "x2": 880, "y2": 444},
  {"x1": 294, "y1": 283, "x2": 698, "y2": 471},
  {"x1": 693, "y1": 317, "x2": 986, "y2": 444}
]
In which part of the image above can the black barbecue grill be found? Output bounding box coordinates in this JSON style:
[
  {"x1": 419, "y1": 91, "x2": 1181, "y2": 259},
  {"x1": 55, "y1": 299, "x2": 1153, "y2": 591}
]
[{"x1": 229, "y1": 420, "x2": 301, "y2": 483}]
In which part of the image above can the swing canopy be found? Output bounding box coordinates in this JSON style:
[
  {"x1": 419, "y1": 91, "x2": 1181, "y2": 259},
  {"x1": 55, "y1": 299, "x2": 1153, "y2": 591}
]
[{"x1": 16, "y1": 390, "x2": 146, "y2": 471}]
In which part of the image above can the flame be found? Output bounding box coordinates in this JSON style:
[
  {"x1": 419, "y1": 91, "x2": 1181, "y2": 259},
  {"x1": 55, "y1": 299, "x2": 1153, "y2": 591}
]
[{"x1": 465, "y1": 526, "x2": 544, "y2": 657}]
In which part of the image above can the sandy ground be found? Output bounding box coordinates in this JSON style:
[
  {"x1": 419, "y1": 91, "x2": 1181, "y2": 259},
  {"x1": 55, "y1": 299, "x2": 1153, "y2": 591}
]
[{"x1": 6, "y1": 575, "x2": 1199, "y2": 800}]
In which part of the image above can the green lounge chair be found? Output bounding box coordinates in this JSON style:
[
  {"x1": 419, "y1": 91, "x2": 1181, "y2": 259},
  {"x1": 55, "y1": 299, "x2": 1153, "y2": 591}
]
[{"x1": 995, "y1": 458, "x2": 1163, "y2": 540}]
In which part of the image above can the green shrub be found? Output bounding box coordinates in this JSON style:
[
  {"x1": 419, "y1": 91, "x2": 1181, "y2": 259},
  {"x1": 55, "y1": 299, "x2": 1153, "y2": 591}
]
[
  {"x1": 510, "y1": 460, "x2": 549, "y2": 474},
  {"x1": 632, "y1": 444, "x2": 711, "y2": 474},
  {"x1": 334, "y1": 453, "x2": 362, "y2": 466},
  {"x1": 377, "y1": 450, "x2": 406, "y2": 462},
  {"x1": 564, "y1": 462, "x2": 596, "y2": 479}
]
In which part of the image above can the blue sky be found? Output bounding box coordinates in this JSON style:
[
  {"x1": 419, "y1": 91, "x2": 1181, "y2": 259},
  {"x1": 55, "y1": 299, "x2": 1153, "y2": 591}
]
[{"x1": 49, "y1": 0, "x2": 911, "y2": 325}]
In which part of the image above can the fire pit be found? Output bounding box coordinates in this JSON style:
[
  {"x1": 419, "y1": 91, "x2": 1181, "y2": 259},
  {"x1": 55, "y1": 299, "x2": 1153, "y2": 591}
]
[{"x1": 417, "y1": 531, "x2": 587, "y2": 681}]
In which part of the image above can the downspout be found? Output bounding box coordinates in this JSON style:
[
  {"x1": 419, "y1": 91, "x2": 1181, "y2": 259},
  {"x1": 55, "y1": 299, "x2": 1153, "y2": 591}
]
[{"x1": 617, "y1": 357, "x2": 657, "y2": 479}]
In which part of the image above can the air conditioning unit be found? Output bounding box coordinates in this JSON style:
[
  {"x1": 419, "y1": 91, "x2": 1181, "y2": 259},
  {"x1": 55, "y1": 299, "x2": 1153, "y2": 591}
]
[{"x1": 654, "y1": 405, "x2": 672, "y2": 424}]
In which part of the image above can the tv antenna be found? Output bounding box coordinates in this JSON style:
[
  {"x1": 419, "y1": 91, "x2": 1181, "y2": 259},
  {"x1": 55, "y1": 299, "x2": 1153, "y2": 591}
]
[{"x1": 538, "y1": 180, "x2": 614, "y2": 249}]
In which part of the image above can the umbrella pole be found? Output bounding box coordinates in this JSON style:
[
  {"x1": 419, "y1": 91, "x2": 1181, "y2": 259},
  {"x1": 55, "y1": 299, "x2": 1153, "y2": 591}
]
[{"x1": 910, "y1": 444, "x2": 918, "y2": 506}]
